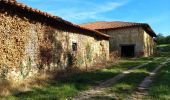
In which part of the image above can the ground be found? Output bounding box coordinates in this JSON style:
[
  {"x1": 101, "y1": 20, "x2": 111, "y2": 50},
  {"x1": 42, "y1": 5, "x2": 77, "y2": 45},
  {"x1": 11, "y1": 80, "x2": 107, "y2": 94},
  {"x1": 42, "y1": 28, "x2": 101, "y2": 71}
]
[{"x1": 2, "y1": 50, "x2": 170, "y2": 99}]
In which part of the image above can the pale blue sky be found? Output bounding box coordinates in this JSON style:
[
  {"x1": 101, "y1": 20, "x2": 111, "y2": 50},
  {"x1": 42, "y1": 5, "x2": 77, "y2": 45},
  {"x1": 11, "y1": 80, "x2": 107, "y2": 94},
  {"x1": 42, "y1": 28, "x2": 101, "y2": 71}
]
[{"x1": 17, "y1": 0, "x2": 170, "y2": 36}]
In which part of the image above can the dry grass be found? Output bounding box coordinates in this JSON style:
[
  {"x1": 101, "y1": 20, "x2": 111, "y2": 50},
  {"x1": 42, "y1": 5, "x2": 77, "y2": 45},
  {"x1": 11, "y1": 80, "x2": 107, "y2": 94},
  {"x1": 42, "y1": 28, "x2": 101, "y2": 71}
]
[
  {"x1": 0, "y1": 71, "x2": 52, "y2": 97},
  {"x1": 0, "y1": 80, "x2": 12, "y2": 96},
  {"x1": 108, "y1": 52, "x2": 120, "y2": 64},
  {"x1": 0, "y1": 52, "x2": 120, "y2": 97}
]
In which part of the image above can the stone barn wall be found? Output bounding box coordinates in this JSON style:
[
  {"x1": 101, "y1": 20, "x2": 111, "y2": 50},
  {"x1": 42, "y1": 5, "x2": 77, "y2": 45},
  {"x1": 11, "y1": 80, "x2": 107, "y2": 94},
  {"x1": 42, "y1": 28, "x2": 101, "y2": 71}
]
[
  {"x1": 100, "y1": 27, "x2": 144, "y2": 57},
  {"x1": 0, "y1": 5, "x2": 109, "y2": 83},
  {"x1": 100, "y1": 27, "x2": 155, "y2": 57},
  {"x1": 143, "y1": 30, "x2": 154, "y2": 57}
]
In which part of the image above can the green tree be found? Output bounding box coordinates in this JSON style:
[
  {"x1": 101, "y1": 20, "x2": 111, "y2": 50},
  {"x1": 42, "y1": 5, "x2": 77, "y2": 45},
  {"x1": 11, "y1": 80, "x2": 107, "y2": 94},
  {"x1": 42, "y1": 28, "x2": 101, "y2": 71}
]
[
  {"x1": 165, "y1": 35, "x2": 170, "y2": 44},
  {"x1": 157, "y1": 33, "x2": 166, "y2": 44}
]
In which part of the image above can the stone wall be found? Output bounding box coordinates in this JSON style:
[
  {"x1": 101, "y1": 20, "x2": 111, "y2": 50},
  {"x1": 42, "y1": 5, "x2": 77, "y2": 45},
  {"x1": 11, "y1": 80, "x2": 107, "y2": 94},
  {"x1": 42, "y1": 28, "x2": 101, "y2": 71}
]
[
  {"x1": 100, "y1": 27, "x2": 144, "y2": 57},
  {"x1": 143, "y1": 30, "x2": 154, "y2": 57},
  {"x1": 0, "y1": 6, "x2": 109, "y2": 83}
]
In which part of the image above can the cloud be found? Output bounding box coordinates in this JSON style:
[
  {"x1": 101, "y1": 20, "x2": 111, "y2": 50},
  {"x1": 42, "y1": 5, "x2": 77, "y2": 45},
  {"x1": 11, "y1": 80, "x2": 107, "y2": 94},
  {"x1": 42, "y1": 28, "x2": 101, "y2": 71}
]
[
  {"x1": 140, "y1": 15, "x2": 169, "y2": 24},
  {"x1": 17, "y1": 0, "x2": 130, "y2": 23},
  {"x1": 49, "y1": 0, "x2": 130, "y2": 22}
]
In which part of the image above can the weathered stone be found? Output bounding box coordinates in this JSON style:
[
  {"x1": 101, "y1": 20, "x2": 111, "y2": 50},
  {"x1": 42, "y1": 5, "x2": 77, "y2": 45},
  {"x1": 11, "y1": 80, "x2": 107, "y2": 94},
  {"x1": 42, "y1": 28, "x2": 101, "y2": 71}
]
[
  {"x1": 100, "y1": 27, "x2": 155, "y2": 57},
  {"x1": 0, "y1": 4, "x2": 109, "y2": 84}
]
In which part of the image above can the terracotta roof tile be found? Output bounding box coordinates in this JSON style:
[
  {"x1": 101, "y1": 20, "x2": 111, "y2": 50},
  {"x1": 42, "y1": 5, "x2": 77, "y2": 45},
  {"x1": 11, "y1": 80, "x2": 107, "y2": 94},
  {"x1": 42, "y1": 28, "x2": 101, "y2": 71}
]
[
  {"x1": 80, "y1": 21, "x2": 157, "y2": 37},
  {"x1": 0, "y1": 0, "x2": 110, "y2": 39}
]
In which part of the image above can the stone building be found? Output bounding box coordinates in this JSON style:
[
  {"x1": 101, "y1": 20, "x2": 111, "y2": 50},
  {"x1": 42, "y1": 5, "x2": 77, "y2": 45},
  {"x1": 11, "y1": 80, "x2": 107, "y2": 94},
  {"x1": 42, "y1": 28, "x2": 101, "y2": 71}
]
[
  {"x1": 0, "y1": 0, "x2": 110, "y2": 82},
  {"x1": 80, "y1": 21, "x2": 157, "y2": 57}
]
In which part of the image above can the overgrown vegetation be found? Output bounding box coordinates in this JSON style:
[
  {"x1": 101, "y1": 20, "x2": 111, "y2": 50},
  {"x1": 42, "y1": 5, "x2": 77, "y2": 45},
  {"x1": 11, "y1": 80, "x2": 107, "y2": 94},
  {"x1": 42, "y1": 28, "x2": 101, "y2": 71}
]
[
  {"x1": 157, "y1": 44, "x2": 170, "y2": 52},
  {"x1": 156, "y1": 33, "x2": 170, "y2": 44},
  {"x1": 2, "y1": 57, "x2": 154, "y2": 99},
  {"x1": 19, "y1": 57, "x2": 32, "y2": 79},
  {"x1": 76, "y1": 53, "x2": 84, "y2": 67},
  {"x1": 148, "y1": 62, "x2": 170, "y2": 100},
  {"x1": 104, "y1": 57, "x2": 167, "y2": 99},
  {"x1": 0, "y1": 64, "x2": 9, "y2": 80},
  {"x1": 85, "y1": 43, "x2": 93, "y2": 63},
  {"x1": 1, "y1": 48, "x2": 170, "y2": 99}
]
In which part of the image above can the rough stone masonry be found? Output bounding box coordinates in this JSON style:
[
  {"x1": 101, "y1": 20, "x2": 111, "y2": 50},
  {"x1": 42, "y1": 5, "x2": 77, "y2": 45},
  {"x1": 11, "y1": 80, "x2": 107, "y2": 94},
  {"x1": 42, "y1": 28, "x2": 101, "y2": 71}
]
[{"x1": 0, "y1": 0, "x2": 110, "y2": 84}]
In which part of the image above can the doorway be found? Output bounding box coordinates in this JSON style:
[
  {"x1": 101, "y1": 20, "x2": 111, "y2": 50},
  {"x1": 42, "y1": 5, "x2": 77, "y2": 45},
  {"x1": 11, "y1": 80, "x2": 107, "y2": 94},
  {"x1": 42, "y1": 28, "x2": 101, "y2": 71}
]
[{"x1": 121, "y1": 45, "x2": 135, "y2": 57}]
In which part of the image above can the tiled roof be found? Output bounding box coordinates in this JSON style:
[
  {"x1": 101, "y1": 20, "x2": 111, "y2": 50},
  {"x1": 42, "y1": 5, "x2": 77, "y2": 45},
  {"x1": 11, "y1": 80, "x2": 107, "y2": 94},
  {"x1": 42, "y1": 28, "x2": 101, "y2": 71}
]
[
  {"x1": 80, "y1": 21, "x2": 157, "y2": 37},
  {"x1": 0, "y1": 0, "x2": 110, "y2": 39}
]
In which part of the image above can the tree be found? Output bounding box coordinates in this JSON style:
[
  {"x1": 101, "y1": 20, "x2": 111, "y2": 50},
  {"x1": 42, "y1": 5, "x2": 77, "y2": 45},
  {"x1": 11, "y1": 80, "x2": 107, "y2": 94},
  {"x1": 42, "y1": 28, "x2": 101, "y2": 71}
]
[
  {"x1": 165, "y1": 35, "x2": 170, "y2": 44},
  {"x1": 156, "y1": 33, "x2": 166, "y2": 44}
]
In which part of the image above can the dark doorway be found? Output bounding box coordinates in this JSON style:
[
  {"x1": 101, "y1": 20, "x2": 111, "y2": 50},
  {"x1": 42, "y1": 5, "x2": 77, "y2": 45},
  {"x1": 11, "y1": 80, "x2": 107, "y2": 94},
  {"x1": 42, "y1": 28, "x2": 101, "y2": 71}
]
[{"x1": 121, "y1": 45, "x2": 135, "y2": 57}]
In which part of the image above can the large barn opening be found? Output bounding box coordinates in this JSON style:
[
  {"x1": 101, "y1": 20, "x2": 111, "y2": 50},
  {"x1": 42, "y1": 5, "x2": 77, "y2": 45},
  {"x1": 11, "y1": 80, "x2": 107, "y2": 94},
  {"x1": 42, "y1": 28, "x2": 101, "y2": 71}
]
[{"x1": 121, "y1": 45, "x2": 135, "y2": 57}]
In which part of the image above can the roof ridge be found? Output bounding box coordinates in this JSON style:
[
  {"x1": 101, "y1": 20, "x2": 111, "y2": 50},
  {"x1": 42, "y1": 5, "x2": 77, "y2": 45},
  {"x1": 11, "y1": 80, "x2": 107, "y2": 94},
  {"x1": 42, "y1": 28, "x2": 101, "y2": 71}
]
[
  {"x1": 79, "y1": 21, "x2": 156, "y2": 37},
  {"x1": 107, "y1": 21, "x2": 146, "y2": 24},
  {"x1": 80, "y1": 21, "x2": 147, "y2": 25},
  {"x1": 80, "y1": 21, "x2": 108, "y2": 25}
]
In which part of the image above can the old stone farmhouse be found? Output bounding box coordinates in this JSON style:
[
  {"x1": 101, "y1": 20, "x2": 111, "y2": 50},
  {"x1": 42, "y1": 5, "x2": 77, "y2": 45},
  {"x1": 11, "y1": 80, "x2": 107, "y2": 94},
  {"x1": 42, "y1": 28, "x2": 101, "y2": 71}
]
[
  {"x1": 0, "y1": 0, "x2": 110, "y2": 82},
  {"x1": 80, "y1": 21, "x2": 157, "y2": 57}
]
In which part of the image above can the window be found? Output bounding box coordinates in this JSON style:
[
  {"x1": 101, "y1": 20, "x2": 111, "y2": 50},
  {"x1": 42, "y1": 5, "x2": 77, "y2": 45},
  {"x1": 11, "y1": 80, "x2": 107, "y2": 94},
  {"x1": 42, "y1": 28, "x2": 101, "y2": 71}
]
[{"x1": 72, "y1": 42, "x2": 77, "y2": 51}]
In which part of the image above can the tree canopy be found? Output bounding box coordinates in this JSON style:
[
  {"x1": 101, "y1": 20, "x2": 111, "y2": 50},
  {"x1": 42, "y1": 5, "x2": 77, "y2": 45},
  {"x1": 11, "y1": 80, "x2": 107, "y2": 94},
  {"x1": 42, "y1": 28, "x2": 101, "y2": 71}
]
[{"x1": 156, "y1": 33, "x2": 170, "y2": 44}]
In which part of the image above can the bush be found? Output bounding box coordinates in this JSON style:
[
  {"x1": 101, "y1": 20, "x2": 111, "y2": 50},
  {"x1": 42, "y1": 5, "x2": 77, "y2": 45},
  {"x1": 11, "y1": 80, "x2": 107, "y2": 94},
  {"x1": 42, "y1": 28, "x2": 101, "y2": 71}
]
[
  {"x1": 157, "y1": 44, "x2": 170, "y2": 52},
  {"x1": 108, "y1": 51, "x2": 120, "y2": 64}
]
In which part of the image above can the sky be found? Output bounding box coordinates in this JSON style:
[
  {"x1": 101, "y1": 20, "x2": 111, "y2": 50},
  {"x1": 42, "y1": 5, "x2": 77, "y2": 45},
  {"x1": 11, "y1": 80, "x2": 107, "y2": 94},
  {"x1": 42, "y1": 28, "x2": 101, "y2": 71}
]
[{"x1": 17, "y1": 0, "x2": 170, "y2": 36}]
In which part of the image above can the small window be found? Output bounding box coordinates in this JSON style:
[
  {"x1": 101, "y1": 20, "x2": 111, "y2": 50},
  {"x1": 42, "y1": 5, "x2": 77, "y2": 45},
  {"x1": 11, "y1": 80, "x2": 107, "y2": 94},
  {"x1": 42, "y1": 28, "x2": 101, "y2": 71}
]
[{"x1": 72, "y1": 42, "x2": 77, "y2": 51}]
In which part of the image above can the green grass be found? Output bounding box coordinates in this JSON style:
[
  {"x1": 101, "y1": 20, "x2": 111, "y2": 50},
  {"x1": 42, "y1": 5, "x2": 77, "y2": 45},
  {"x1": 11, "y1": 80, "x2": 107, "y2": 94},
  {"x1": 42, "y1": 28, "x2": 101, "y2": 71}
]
[
  {"x1": 157, "y1": 52, "x2": 170, "y2": 57},
  {"x1": 157, "y1": 44, "x2": 170, "y2": 53},
  {"x1": 157, "y1": 44, "x2": 170, "y2": 47},
  {"x1": 148, "y1": 62, "x2": 170, "y2": 100},
  {"x1": 2, "y1": 56, "x2": 163, "y2": 100},
  {"x1": 106, "y1": 69, "x2": 149, "y2": 99},
  {"x1": 121, "y1": 56, "x2": 155, "y2": 62},
  {"x1": 105, "y1": 57, "x2": 166, "y2": 99},
  {"x1": 1, "y1": 57, "x2": 152, "y2": 100}
]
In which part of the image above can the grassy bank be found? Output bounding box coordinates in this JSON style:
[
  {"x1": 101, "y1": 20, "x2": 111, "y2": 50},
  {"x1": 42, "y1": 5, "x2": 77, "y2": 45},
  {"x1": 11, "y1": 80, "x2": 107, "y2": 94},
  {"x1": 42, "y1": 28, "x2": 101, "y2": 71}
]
[
  {"x1": 148, "y1": 62, "x2": 170, "y2": 100},
  {"x1": 2, "y1": 57, "x2": 155, "y2": 100}
]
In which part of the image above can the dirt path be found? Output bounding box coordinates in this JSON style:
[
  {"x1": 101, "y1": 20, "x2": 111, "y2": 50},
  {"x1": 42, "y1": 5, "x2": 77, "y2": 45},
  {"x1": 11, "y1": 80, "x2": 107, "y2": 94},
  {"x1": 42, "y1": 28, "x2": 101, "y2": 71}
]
[
  {"x1": 132, "y1": 58, "x2": 170, "y2": 100},
  {"x1": 73, "y1": 59, "x2": 160, "y2": 100},
  {"x1": 98, "y1": 61, "x2": 152, "y2": 88}
]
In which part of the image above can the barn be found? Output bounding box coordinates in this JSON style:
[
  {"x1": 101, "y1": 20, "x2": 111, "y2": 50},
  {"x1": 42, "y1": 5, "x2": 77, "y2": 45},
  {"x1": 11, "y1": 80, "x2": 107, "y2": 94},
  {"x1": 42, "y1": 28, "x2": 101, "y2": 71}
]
[
  {"x1": 80, "y1": 21, "x2": 157, "y2": 57},
  {"x1": 0, "y1": 0, "x2": 110, "y2": 82}
]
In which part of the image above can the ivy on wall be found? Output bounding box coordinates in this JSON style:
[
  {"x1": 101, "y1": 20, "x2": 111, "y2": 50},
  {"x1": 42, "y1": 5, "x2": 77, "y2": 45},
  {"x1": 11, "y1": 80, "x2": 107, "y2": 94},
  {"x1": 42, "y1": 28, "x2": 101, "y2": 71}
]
[
  {"x1": 86, "y1": 43, "x2": 93, "y2": 63},
  {"x1": 0, "y1": 64, "x2": 9, "y2": 80},
  {"x1": 76, "y1": 53, "x2": 84, "y2": 67},
  {"x1": 19, "y1": 57, "x2": 32, "y2": 79}
]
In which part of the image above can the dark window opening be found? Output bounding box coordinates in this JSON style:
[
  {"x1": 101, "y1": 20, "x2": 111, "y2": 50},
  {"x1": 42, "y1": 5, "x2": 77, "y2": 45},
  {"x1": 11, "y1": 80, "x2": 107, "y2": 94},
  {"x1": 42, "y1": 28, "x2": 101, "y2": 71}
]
[
  {"x1": 121, "y1": 45, "x2": 135, "y2": 57},
  {"x1": 72, "y1": 42, "x2": 77, "y2": 51}
]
